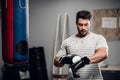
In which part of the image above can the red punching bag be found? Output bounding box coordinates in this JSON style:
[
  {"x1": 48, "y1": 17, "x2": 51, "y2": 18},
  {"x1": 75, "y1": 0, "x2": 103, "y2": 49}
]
[
  {"x1": 2, "y1": 0, "x2": 14, "y2": 64},
  {"x1": 1, "y1": 0, "x2": 29, "y2": 65}
]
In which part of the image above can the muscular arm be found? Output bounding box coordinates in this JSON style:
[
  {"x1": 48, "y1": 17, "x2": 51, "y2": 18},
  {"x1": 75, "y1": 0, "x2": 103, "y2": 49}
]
[
  {"x1": 89, "y1": 47, "x2": 108, "y2": 64},
  {"x1": 54, "y1": 47, "x2": 108, "y2": 66}
]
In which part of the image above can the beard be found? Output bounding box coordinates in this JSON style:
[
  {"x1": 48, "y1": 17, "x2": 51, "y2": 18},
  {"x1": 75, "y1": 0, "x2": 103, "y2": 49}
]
[{"x1": 77, "y1": 29, "x2": 89, "y2": 38}]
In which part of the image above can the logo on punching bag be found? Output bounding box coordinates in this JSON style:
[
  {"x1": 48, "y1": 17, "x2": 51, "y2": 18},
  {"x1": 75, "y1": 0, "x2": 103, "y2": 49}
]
[{"x1": 16, "y1": 40, "x2": 28, "y2": 55}]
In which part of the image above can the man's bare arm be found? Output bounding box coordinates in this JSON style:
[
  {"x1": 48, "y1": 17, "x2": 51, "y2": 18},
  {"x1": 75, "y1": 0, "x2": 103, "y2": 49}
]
[{"x1": 89, "y1": 47, "x2": 108, "y2": 63}]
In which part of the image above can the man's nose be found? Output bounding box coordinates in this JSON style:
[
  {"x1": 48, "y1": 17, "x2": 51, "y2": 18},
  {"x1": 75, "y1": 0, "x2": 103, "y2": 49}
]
[{"x1": 82, "y1": 26, "x2": 85, "y2": 29}]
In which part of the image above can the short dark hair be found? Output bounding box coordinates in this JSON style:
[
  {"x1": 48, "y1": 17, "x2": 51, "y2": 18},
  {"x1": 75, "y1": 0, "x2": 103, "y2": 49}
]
[{"x1": 76, "y1": 10, "x2": 92, "y2": 24}]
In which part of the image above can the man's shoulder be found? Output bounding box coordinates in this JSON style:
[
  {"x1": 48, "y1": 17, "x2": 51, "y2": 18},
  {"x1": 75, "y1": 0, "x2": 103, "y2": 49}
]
[
  {"x1": 90, "y1": 32, "x2": 106, "y2": 40},
  {"x1": 63, "y1": 35, "x2": 76, "y2": 43},
  {"x1": 65, "y1": 35, "x2": 76, "y2": 40},
  {"x1": 90, "y1": 32, "x2": 104, "y2": 37}
]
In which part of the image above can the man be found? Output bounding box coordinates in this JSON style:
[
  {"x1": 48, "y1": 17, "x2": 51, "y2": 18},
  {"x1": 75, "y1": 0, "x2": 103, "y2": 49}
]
[{"x1": 54, "y1": 10, "x2": 108, "y2": 80}]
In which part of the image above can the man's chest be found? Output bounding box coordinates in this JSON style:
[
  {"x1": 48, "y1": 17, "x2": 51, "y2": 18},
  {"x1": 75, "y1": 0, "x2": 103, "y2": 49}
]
[{"x1": 66, "y1": 37, "x2": 97, "y2": 56}]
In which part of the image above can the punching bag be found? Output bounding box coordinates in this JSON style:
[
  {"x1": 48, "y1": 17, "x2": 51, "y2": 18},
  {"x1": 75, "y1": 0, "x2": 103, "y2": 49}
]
[{"x1": 1, "y1": 0, "x2": 29, "y2": 64}]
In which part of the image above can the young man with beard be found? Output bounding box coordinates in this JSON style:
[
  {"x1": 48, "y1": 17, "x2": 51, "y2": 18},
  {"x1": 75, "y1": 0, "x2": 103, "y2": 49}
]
[{"x1": 54, "y1": 10, "x2": 108, "y2": 80}]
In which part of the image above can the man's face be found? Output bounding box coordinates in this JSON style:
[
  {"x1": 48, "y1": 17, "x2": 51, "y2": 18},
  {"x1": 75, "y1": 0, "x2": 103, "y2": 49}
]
[{"x1": 76, "y1": 18, "x2": 90, "y2": 37}]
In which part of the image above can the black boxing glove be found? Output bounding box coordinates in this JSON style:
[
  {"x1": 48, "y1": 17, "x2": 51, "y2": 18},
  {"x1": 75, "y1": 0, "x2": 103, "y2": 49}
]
[
  {"x1": 71, "y1": 56, "x2": 90, "y2": 78},
  {"x1": 59, "y1": 54, "x2": 81, "y2": 64},
  {"x1": 73, "y1": 56, "x2": 90, "y2": 70}
]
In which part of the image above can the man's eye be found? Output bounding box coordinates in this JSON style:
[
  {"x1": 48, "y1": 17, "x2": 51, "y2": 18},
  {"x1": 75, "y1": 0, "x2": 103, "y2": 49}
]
[
  {"x1": 84, "y1": 24, "x2": 89, "y2": 26},
  {"x1": 78, "y1": 23, "x2": 83, "y2": 26},
  {"x1": 78, "y1": 23, "x2": 89, "y2": 26}
]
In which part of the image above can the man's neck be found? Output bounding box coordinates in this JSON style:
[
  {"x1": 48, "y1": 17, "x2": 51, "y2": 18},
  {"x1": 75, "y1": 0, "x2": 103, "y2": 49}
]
[{"x1": 76, "y1": 32, "x2": 90, "y2": 38}]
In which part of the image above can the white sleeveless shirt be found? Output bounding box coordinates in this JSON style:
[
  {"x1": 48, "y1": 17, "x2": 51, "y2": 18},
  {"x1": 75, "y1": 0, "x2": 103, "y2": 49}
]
[{"x1": 56, "y1": 32, "x2": 108, "y2": 80}]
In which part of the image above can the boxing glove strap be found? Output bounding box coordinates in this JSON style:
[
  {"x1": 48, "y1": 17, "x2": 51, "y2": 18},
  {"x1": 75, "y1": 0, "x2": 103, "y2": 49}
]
[{"x1": 81, "y1": 56, "x2": 90, "y2": 64}]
